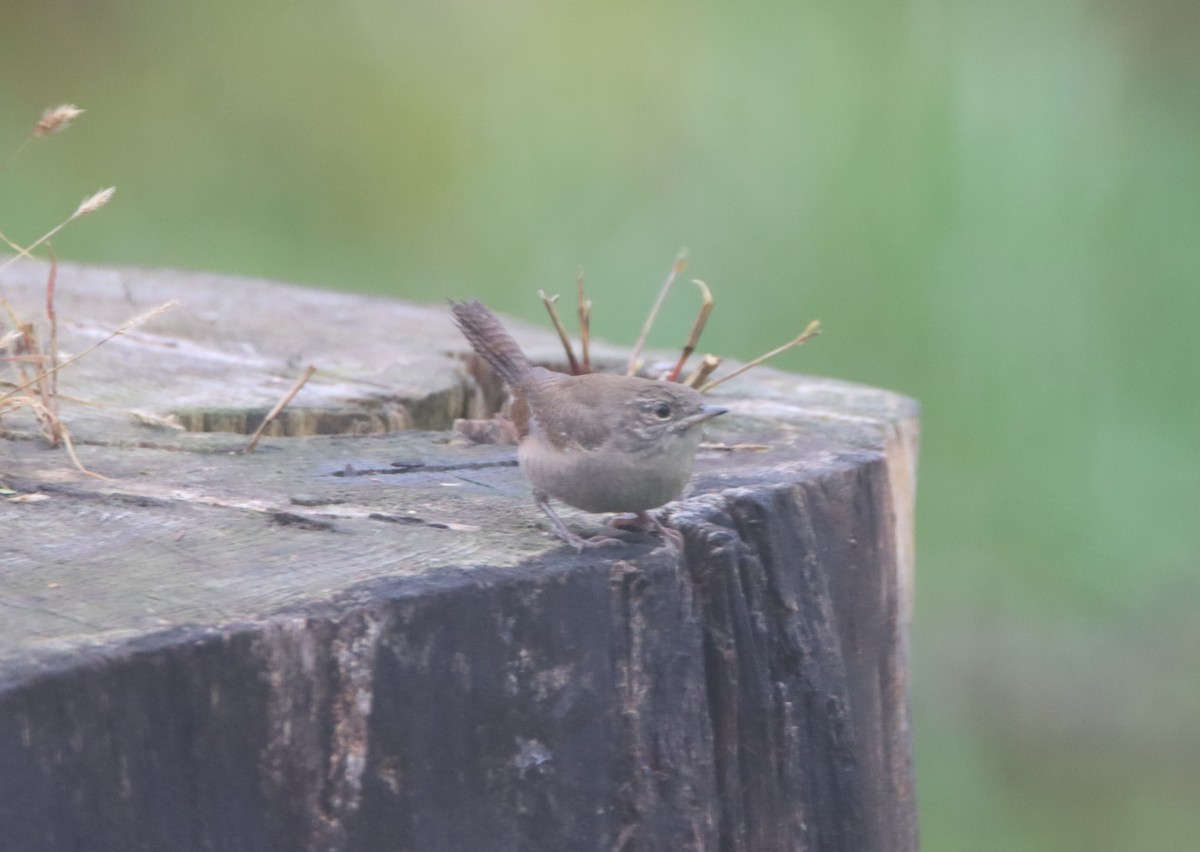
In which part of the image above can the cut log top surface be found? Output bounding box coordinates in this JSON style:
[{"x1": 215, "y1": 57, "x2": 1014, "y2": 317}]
[
  {"x1": 1, "y1": 260, "x2": 919, "y2": 852},
  {"x1": 1, "y1": 260, "x2": 917, "y2": 675}
]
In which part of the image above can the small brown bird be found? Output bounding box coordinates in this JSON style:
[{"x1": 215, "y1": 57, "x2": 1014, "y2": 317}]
[{"x1": 451, "y1": 300, "x2": 727, "y2": 550}]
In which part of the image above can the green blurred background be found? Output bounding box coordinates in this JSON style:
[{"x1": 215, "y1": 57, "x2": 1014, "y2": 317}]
[{"x1": 3, "y1": 1, "x2": 1198, "y2": 848}]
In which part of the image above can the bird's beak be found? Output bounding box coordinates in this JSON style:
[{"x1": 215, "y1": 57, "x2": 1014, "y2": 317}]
[{"x1": 682, "y1": 404, "x2": 728, "y2": 426}]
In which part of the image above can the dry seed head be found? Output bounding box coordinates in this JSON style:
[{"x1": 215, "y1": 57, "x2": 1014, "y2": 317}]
[
  {"x1": 34, "y1": 105, "x2": 85, "y2": 137},
  {"x1": 74, "y1": 187, "x2": 116, "y2": 217}
]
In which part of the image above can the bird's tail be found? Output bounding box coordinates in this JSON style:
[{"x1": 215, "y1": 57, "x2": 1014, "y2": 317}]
[{"x1": 450, "y1": 300, "x2": 532, "y2": 388}]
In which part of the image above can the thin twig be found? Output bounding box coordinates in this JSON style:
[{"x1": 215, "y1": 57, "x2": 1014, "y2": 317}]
[
  {"x1": 0, "y1": 230, "x2": 25, "y2": 253},
  {"x1": 684, "y1": 354, "x2": 723, "y2": 389},
  {"x1": 244, "y1": 365, "x2": 317, "y2": 452},
  {"x1": 626, "y1": 249, "x2": 687, "y2": 376},
  {"x1": 576, "y1": 267, "x2": 592, "y2": 374},
  {"x1": 30, "y1": 256, "x2": 60, "y2": 437},
  {"x1": 0, "y1": 140, "x2": 31, "y2": 175},
  {"x1": 12, "y1": 393, "x2": 104, "y2": 477},
  {"x1": 666, "y1": 279, "x2": 714, "y2": 382},
  {"x1": 0, "y1": 187, "x2": 115, "y2": 277},
  {"x1": 539, "y1": 290, "x2": 581, "y2": 374},
  {"x1": 46, "y1": 246, "x2": 59, "y2": 400},
  {"x1": 700, "y1": 320, "x2": 821, "y2": 392},
  {"x1": 59, "y1": 423, "x2": 107, "y2": 479},
  {"x1": 24, "y1": 370, "x2": 59, "y2": 446},
  {"x1": 0, "y1": 300, "x2": 179, "y2": 405}
]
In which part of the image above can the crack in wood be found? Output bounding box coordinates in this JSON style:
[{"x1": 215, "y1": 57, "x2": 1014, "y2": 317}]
[
  {"x1": 331, "y1": 458, "x2": 518, "y2": 477},
  {"x1": 270, "y1": 512, "x2": 338, "y2": 532}
]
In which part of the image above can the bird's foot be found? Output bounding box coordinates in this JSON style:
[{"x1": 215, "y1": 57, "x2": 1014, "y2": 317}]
[
  {"x1": 639, "y1": 510, "x2": 684, "y2": 551},
  {"x1": 605, "y1": 511, "x2": 683, "y2": 551},
  {"x1": 568, "y1": 531, "x2": 627, "y2": 552},
  {"x1": 536, "y1": 495, "x2": 681, "y2": 553},
  {"x1": 536, "y1": 492, "x2": 626, "y2": 552}
]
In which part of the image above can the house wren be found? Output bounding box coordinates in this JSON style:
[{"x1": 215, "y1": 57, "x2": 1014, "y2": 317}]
[{"x1": 451, "y1": 300, "x2": 727, "y2": 550}]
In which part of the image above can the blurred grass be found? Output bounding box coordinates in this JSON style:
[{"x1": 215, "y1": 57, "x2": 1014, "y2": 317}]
[{"x1": 3, "y1": 1, "x2": 1199, "y2": 848}]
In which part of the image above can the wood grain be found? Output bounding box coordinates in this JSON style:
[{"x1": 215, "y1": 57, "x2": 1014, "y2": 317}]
[{"x1": 1, "y1": 260, "x2": 919, "y2": 852}]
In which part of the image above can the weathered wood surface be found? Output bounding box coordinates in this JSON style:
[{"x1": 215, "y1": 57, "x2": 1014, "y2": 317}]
[{"x1": 0, "y1": 260, "x2": 919, "y2": 852}]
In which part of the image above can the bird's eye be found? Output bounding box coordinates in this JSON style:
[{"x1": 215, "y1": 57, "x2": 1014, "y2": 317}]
[{"x1": 653, "y1": 402, "x2": 672, "y2": 419}]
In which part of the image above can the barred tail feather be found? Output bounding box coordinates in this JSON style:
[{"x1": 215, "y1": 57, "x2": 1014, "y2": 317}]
[{"x1": 450, "y1": 300, "x2": 532, "y2": 387}]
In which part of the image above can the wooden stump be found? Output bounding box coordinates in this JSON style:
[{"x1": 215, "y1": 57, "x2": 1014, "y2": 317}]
[{"x1": 0, "y1": 261, "x2": 919, "y2": 852}]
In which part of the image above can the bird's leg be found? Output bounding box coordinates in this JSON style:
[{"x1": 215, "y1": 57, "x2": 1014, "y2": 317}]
[
  {"x1": 534, "y1": 491, "x2": 621, "y2": 552},
  {"x1": 637, "y1": 510, "x2": 684, "y2": 551}
]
